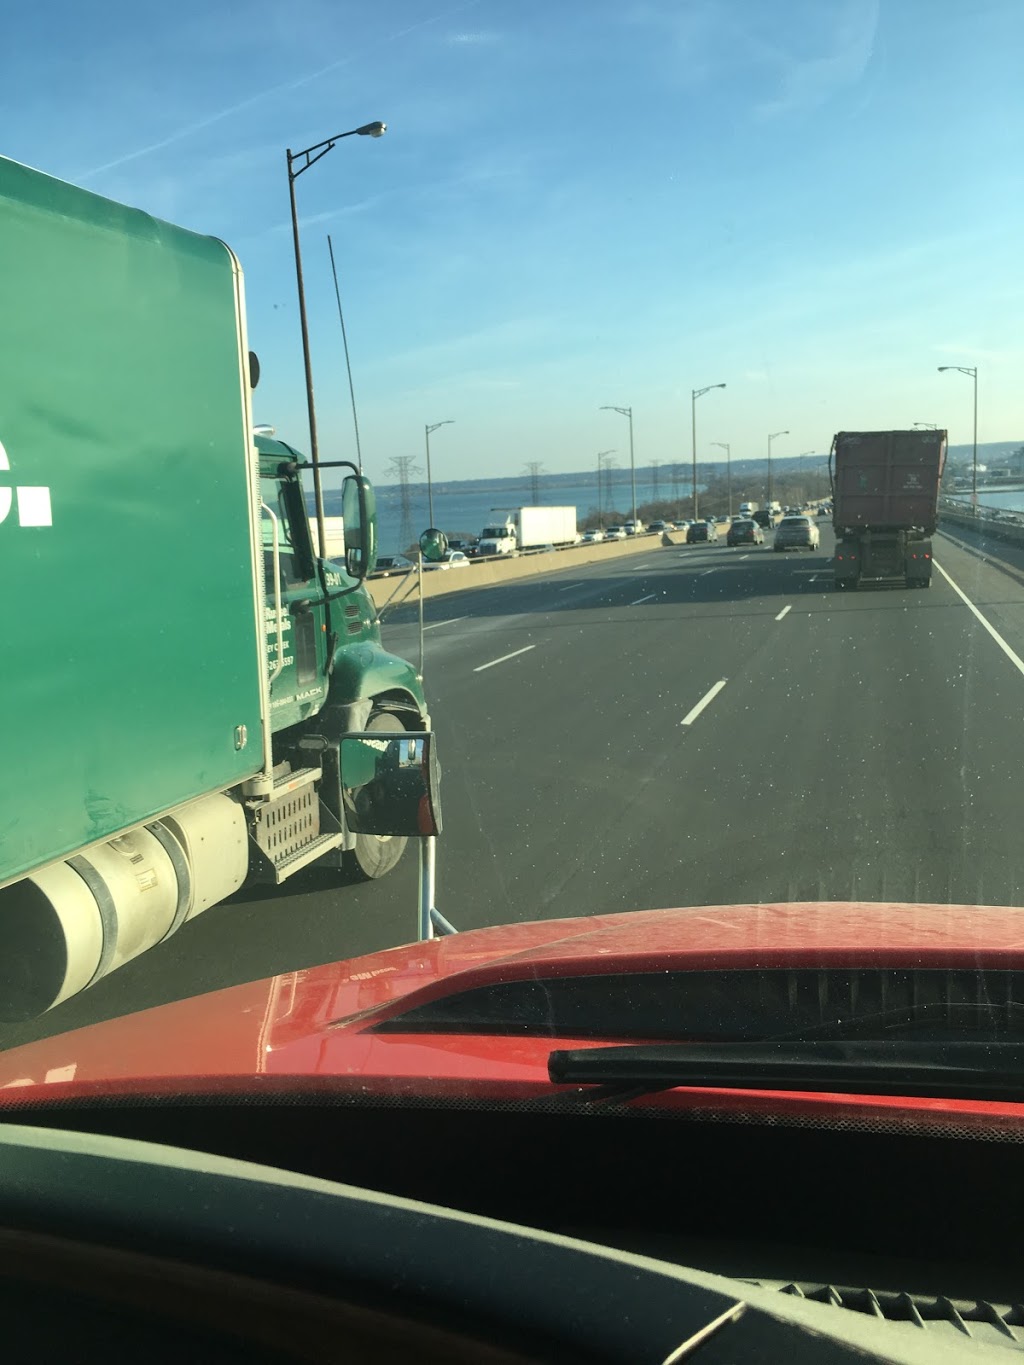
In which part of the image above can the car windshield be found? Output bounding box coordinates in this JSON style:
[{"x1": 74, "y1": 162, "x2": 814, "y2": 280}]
[{"x1": 5, "y1": 5, "x2": 1024, "y2": 1300}]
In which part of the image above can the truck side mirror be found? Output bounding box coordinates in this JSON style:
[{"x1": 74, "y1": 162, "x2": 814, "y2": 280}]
[
  {"x1": 339, "y1": 731, "x2": 441, "y2": 837},
  {"x1": 341, "y1": 475, "x2": 377, "y2": 578}
]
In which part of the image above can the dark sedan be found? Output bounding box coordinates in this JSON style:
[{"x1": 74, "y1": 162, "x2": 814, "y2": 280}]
[
  {"x1": 686, "y1": 521, "x2": 718, "y2": 544},
  {"x1": 726, "y1": 519, "x2": 764, "y2": 547}
]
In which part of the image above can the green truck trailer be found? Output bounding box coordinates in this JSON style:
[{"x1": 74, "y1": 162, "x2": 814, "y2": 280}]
[{"x1": 0, "y1": 155, "x2": 429, "y2": 1020}]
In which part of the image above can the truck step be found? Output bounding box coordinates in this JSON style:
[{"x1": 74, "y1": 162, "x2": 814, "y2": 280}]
[
  {"x1": 270, "y1": 829, "x2": 345, "y2": 881},
  {"x1": 248, "y1": 766, "x2": 343, "y2": 881},
  {"x1": 241, "y1": 763, "x2": 322, "y2": 800}
]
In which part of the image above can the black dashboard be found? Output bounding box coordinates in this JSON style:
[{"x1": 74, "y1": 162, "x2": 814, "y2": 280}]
[{"x1": 0, "y1": 1094, "x2": 1020, "y2": 1361}]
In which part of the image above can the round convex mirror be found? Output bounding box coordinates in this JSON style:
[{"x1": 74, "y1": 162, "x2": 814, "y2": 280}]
[{"x1": 419, "y1": 528, "x2": 448, "y2": 562}]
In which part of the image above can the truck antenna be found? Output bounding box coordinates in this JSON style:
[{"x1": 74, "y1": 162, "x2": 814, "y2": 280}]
[{"x1": 327, "y1": 235, "x2": 363, "y2": 473}]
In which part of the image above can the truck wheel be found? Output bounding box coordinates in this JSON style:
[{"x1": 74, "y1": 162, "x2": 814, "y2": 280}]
[{"x1": 341, "y1": 710, "x2": 410, "y2": 881}]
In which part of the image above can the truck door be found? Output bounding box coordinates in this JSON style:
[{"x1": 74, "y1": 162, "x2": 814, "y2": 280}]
[{"x1": 260, "y1": 473, "x2": 329, "y2": 728}]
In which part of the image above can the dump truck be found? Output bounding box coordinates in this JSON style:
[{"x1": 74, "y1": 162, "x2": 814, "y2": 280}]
[
  {"x1": 0, "y1": 153, "x2": 430, "y2": 1021},
  {"x1": 831, "y1": 429, "x2": 947, "y2": 590}
]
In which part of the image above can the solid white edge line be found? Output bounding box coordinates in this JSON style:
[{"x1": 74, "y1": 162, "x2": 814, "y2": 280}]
[
  {"x1": 680, "y1": 678, "x2": 728, "y2": 727},
  {"x1": 933, "y1": 560, "x2": 1024, "y2": 679},
  {"x1": 473, "y1": 644, "x2": 536, "y2": 673},
  {"x1": 422, "y1": 616, "x2": 466, "y2": 631},
  {"x1": 775, "y1": 604, "x2": 792, "y2": 621},
  {"x1": 630, "y1": 593, "x2": 657, "y2": 605}
]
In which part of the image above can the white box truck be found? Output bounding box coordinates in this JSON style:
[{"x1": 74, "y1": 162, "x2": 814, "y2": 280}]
[{"x1": 477, "y1": 507, "x2": 579, "y2": 555}]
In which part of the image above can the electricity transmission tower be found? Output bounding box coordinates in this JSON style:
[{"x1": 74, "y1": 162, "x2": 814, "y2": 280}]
[
  {"x1": 524, "y1": 461, "x2": 544, "y2": 504},
  {"x1": 387, "y1": 456, "x2": 420, "y2": 552},
  {"x1": 597, "y1": 450, "x2": 617, "y2": 522}
]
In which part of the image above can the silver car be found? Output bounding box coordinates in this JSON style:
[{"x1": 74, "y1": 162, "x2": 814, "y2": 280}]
[{"x1": 773, "y1": 515, "x2": 820, "y2": 552}]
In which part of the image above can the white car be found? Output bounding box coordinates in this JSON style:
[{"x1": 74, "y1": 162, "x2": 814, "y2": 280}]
[
  {"x1": 623, "y1": 520, "x2": 645, "y2": 536},
  {"x1": 424, "y1": 550, "x2": 472, "y2": 571},
  {"x1": 582, "y1": 528, "x2": 605, "y2": 543},
  {"x1": 604, "y1": 526, "x2": 627, "y2": 540}
]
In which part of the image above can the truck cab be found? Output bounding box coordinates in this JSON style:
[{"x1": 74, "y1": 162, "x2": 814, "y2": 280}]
[
  {"x1": 253, "y1": 433, "x2": 429, "y2": 871},
  {"x1": 477, "y1": 520, "x2": 517, "y2": 555},
  {"x1": 259, "y1": 437, "x2": 332, "y2": 728}
]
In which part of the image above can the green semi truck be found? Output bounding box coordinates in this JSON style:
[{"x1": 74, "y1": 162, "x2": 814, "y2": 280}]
[{"x1": 0, "y1": 154, "x2": 430, "y2": 1021}]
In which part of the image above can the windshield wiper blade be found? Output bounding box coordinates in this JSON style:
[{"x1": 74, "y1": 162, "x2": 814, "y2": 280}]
[{"x1": 548, "y1": 1040, "x2": 1024, "y2": 1103}]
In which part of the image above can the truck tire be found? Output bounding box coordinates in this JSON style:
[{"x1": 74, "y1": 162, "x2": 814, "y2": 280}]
[{"x1": 341, "y1": 710, "x2": 410, "y2": 881}]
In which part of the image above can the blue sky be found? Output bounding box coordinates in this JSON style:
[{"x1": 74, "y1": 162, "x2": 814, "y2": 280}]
[{"x1": 4, "y1": 0, "x2": 1022, "y2": 482}]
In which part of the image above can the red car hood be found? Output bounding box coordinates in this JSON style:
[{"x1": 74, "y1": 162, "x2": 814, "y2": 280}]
[{"x1": 2, "y1": 901, "x2": 1024, "y2": 1130}]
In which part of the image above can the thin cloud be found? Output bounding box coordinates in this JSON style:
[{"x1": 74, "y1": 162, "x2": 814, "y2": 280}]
[
  {"x1": 755, "y1": 0, "x2": 879, "y2": 119},
  {"x1": 76, "y1": 0, "x2": 482, "y2": 181},
  {"x1": 447, "y1": 31, "x2": 501, "y2": 45}
]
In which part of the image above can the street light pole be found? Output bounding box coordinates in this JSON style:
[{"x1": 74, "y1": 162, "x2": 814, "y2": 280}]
[
  {"x1": 711, "y1": 442, "x2": 731, "y2": 516},
  {"x1": 600, "y1": 407, "x2": 636, "y2": 527},
  {"x1": 767, "y1": 430, "x2": 789, "y2": 508},
  {"x1": 938, "y1": 366, "x2": 979, "y2": 502},
  {"x1": 424, "y1": 421, "x2": 454, "y2": 527},
  {"x1": 286, "y1": 119, "x2": 386, "y2": 557},
  {"x1": 691, "y1": 384, "x2": 726, "y2": 520}
]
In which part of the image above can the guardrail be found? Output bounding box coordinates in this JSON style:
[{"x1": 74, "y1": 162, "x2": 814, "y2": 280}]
[{"x1": 939, "y1": 497, "x2": 1024, "y2": 549}]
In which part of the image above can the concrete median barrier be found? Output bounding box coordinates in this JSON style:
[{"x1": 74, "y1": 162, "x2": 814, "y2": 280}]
[{"x1": 365, "y1": 532, "x2": 683, "y2": 608}]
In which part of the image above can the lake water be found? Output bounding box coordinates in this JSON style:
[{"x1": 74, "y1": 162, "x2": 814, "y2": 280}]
[
  {"x1": 950, "y1": 487, "x2": 1024, "y2": 514},
  {"x1": 320, "y1": 472, "x2": 698, "y2": 556}
]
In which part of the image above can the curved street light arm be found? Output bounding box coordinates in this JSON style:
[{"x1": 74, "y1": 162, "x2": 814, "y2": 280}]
[{"x1": 288, "y1": 122, "x2": 387, "y2": 178}]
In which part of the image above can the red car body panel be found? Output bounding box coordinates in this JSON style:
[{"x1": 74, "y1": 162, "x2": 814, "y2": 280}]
[{"x1": 2, "y1": 902, "x2": 1024, "y2": 1134}]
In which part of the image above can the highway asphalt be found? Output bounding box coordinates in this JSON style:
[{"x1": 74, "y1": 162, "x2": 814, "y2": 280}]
[{"x1": 5, "y1": 520, "x2": 1024, "y2": 1048}]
